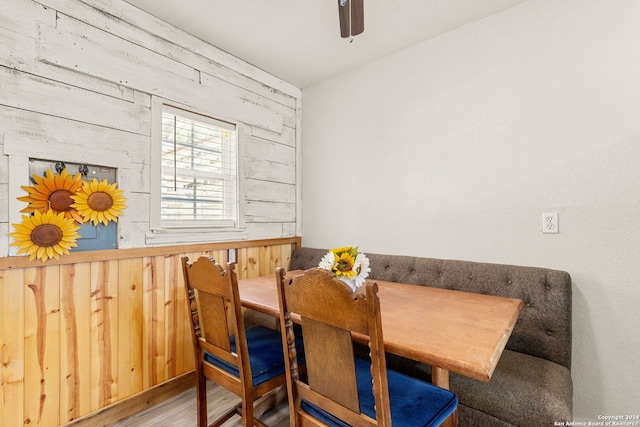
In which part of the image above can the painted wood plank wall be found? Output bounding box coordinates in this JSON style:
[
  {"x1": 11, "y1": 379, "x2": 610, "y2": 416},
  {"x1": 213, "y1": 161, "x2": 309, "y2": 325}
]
[
  {"x1": 0, "y1": 0, "x2": 301, "y2": 257},
  {"x1": 0, "y1": 237, "x2": 301, "y2": 426}
]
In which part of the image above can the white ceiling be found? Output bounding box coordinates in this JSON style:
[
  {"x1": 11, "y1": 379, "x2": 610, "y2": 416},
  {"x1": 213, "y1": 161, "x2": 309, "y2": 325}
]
[{"x1": 123, "y1": 0, "x2": 527, "y2": 88}]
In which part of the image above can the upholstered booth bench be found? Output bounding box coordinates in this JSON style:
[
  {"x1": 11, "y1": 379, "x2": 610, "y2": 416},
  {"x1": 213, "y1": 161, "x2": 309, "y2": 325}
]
[{"x1": 287, "y1": 247, "x2": 573, "y2": 427}]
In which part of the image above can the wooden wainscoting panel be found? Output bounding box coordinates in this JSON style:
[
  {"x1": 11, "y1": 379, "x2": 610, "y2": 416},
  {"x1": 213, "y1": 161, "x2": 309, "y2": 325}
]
[
  {"x1": 1, "y1": 268, "x2": 26, "y2": 427},
  {"x1": 240, "y1": 246, "x2": 261, "y2": 279},
  {"x1": 165, "y1": 252, "x2": 192, "y2": 378},
  {"x1": 164, "y1": 254, "x2": 180, "y2": 381},
  {"x1": 117, "y1": 257, "x2": 144, "y2": 402},
  {"x1": 142, "y1": 255, "x2": 165, "y2": 389},
  {"x1": 24, "y1": 265, "x2": 61, "y2": 427},
  {"x1": 60, "y1": 263, "x2": 93, "y2": 422},
  {"x1": 259, "y1": 244, "x2": 279, "y2": 277},
  {"x1": 90, "y1": 260, "x2": 120, "y2": 412},
  {"x1": 0, "y1": 237, "x2": 301, "y2": 427}
]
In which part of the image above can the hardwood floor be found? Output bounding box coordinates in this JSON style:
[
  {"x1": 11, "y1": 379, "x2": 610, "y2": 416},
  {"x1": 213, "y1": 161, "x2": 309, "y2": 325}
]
[{"x1": 110, "y1": 380, "x2": 290, "y2": 427}]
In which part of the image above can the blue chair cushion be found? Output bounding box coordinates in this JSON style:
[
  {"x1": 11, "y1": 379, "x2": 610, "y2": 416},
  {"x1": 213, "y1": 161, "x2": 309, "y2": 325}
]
[
  {"x1": 204, "y1": 325, "x2": 304, "y2": 386},
  {"x1": 302, "y1": 357, "x2": 458, "y2": 427}
]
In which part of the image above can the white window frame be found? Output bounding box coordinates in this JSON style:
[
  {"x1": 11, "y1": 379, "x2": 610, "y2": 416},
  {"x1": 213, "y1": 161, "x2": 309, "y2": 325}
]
[{"x1": 147, "y1": 97, "x2": 246, "y2": 244}]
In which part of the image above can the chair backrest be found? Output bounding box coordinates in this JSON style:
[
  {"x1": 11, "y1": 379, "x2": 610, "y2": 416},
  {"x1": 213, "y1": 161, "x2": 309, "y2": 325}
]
[
  {"x1": 277, "y1": 267, "x2": 391, "y2": 426},
  {"x1": 181, "y1": 256, "x2": 252, "y2": 390}
]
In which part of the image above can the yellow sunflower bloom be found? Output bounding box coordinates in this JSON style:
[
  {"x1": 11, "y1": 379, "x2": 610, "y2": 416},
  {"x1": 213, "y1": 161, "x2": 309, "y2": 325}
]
[
  {"x1": 318, "y1": 246, "x2": 371, "y2": 292},
  {"x1": 10, "y1": 209, "x2": 80, "y2": 262},
  {"x1": 333, "y1": 252, "x2": 358, "y2": 278},
  {"x1": 71, "y1": 178, "x2": 128, "y2": 226},
  {"x1": 17, "y1": 168, "x2": 84, "y2": 222},
  {"x1": 331, "y1": 246, "x2": 355, "y2": 255}
]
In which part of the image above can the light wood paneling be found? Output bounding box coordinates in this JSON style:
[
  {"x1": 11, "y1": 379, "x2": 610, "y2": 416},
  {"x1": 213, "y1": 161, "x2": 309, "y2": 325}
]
[
  {"x1": 1, "y1": 269, "x2": 26, "y2": 427},
  {"x1": 23, "y1": 266, "x2": 60, "y2": 427},
  {"x1": 90, "y1": 260, "x2": 119, "y2": 411},
  {"x1": 0, "y1": 237, "x2": 300, "y2": 427}
]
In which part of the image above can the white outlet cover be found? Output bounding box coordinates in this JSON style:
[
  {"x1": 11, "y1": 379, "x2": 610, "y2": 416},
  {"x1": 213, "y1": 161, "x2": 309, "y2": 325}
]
[
  {"x1": 542, "y1": 212, "x2": 559, "y2": 234},
  {"x1": 228, "y1": 248, "x2": 237, "y2": 263}
]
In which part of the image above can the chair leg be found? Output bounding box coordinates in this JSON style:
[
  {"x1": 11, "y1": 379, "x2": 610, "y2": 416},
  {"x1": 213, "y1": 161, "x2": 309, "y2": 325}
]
[
  {"x1": 196, "y1": 374, "x2": 208, "y2": 427},
  {"x1": 241, "y1": 399, "x2": 255, "y2": 427},
  {"x1": 441, "y1": 409, "x2": 459, "y2": 427}
]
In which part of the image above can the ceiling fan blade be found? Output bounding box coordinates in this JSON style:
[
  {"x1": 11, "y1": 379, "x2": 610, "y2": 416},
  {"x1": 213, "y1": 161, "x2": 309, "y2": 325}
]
[
  {"x1": 350, "y1": 0, "x2": 364, "y2": 36},
  {"x1": 338, "y1": 0, "x2": 364, "y2": 38},
  {"x1": 338, "y1": 0, "x2": 350, "y2": 38}
]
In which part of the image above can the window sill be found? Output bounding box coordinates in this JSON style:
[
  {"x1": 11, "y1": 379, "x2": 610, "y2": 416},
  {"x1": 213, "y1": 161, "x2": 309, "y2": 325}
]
[{"x1": 145, "y1": 227, "x2": 248, "y2": 246}]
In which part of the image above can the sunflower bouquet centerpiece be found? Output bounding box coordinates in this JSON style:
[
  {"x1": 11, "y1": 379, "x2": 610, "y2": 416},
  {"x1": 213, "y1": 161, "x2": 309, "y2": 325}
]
[{"x1": 318, "y1": 246, "x2": 371, "y2": 292}]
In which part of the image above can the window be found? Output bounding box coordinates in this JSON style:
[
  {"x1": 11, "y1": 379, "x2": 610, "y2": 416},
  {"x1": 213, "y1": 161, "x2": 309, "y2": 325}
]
[{"x1": 159, "y1": 105, "x2": 238, "y2": 229}]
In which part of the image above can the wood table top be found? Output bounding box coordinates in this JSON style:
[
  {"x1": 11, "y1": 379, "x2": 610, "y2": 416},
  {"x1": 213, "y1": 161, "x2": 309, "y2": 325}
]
[{"x1": 238, "y1": 270, "x2": 523, "y2": 383}]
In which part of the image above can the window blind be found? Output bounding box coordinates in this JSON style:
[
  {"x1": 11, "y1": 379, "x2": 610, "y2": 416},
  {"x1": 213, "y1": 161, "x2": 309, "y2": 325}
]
[{"x1": 160, "y1": 106, "x2": 238, "y2": 228}]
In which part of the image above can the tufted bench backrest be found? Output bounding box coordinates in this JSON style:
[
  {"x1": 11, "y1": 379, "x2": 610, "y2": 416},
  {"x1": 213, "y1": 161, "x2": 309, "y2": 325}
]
[{"x1": 289, "y1": 247, "x2": 572, "y2": 370}]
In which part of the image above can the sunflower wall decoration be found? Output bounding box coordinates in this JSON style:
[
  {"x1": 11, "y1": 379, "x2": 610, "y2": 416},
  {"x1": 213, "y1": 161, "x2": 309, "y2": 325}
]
[
  {"x1": 11, "y1": 166, "x2": 128, "y2": 262},
  {"x1": 71, "y1": 178, "x2": 128, "y2": 226},
  {"x1": 9, "y1": 209, "x2": 81, "y2": 262},
  {"x1": 17, "y1": 168, "x2": 84, "y2": 221}
]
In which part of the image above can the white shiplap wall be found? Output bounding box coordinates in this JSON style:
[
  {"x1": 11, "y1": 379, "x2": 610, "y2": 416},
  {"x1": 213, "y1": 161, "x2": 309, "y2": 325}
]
[{"x1": 0, "y1": 0, "x2": 301, "y2": 256}]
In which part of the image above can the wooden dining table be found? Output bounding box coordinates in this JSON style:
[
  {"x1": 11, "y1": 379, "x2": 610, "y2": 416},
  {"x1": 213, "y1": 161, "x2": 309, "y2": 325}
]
[{"x1": 238, "y1": 270, "x2": 523, "y2": 390}]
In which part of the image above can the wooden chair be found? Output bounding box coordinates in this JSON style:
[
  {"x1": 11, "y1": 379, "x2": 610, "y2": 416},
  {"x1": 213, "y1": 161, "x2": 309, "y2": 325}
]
[
  {"x1": 276, "y1": 267, "x2": 458, "y2": 427},
  {"x1": 182, "y1": 256, "x2": 297, "y2": 427}
]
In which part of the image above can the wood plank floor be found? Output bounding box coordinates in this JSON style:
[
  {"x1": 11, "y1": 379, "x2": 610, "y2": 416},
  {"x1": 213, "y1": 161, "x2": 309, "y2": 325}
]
[{"x1": 110, "y1": 380, "x2": 290, "y2": 427}]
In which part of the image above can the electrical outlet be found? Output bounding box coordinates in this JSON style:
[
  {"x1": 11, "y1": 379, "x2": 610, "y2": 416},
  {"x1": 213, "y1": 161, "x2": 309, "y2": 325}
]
[
  {"x1": 542, "y1": 213, "x2": 559, "y2": 234},
  {"x1": 228, "y1": 248, "x2": 237, "y2": 263}
]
